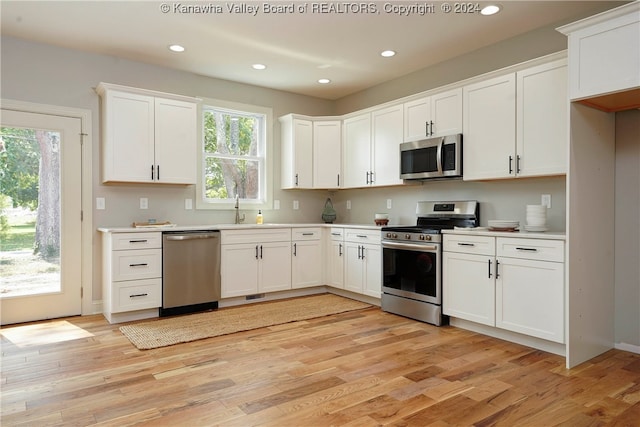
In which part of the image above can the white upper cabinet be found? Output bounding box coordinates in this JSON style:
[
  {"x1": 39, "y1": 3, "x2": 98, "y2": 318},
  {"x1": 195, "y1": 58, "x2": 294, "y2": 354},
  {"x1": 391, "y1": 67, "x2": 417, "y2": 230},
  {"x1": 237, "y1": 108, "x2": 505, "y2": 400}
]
[
  {"x1": 313, "y1": 120, "x2": 342, "y2": 189},
  {"x1": 516, "y1": 59, "x2": 568, "y2": 177},
  {"x1": 371, "y1": 104, "x2": 403, "y2": 187},
  {"x1": 404, "y1": 88, "x2": 462, "y2": 142},
  {"x1": 463, "y1": 73, "x2": 517, "y2": 180},
  {"x1": 463, "y1": 57, "x2": 568, "y2": 180},
  {"x1": 97, "y1": 83, "x2": 198, "y2": 184},
  {"x1": 342, "y1": 105, "x2": 403, "y2": 188},
  {"x1": 342, "y1": 113, "x2": 372, "y2": 188},
  {"x1": 280, "y1": 115, "x2": 313, "y2": 189},
  {"x1": 557, "y1": 1, "x2": 640, "y2": 107}
]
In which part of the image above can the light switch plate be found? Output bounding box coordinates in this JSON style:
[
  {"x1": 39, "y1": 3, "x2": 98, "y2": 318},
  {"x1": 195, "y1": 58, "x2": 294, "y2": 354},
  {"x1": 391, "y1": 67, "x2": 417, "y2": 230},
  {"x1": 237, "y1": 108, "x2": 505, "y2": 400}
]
[
  {"x1": 96, "y1": 197, "x2": 105, "y2": 210},
  {"x1": 274, "y1": 200, "x2": 280, "y2": 210},
  {"x1": 346, "y1": 200, "x2": 351, "y2": 210},
  {"x1": 541, "y1": 194, "x2": 551, "y2": 209},
  {"x1": 387, "y1": 199, "x2": 392, "y2": 209},
  {"x1": 293, "y1": 200, "x2": 299, "y2": 210},
  {"x1": 140, "y1": 198, "x2": 148, "y2": 209},
  {"x1": 185, "y1": 198, "x2": 193, "y2": 210}
]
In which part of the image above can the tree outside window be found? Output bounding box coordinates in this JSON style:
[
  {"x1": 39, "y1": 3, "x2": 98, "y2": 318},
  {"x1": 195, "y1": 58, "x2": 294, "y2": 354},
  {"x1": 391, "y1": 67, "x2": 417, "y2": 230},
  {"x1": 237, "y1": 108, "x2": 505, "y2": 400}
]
[{"x1": 202, "y1": 106, "x2": 266, "y2": 204}]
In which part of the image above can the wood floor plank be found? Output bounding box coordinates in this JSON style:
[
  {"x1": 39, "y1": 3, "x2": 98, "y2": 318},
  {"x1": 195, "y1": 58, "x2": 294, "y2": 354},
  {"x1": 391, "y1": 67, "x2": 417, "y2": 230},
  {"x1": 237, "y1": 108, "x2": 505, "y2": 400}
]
[{"x1": 2, "y1": 304, "x2": 640, "y2": 426}]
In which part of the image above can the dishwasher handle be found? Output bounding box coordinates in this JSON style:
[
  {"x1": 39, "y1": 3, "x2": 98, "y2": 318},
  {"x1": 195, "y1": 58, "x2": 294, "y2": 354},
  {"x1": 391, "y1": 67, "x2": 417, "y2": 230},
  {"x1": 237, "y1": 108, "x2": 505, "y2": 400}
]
[{"x1": 164, "y1": 233, "x2": 219, "y2": 241}]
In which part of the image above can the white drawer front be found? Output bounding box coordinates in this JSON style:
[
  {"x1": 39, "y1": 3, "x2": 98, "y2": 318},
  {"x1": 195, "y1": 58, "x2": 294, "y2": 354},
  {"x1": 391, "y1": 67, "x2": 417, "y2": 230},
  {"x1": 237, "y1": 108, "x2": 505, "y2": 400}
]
[
  {"x1": 292, "y1": 227, "x2": 321, "y2": 241},
  {"x1": 112, "y1": 278, "x2": 162, "y2": 313},
  {"x1": 112, "y1": 249, "x2": 162, "y2": 281},
  {"x1": 221, "y1": 228, "x2": 291, "y2": 245},
  {"x1": 497, "y1": 237, "x2": 564, "y2": 263},
  {"x1": 112, "y1": 232, "x2": 162, "y2": 250},
  {"x1": 344, "y1": 228, "x2": 381, "y2": 244},
  {"x1": 328, "y1": 227, "x2": 344, "y2": 241},
  {"x1": 443, "y1": 234, "x2": 495, "y2": 256}
]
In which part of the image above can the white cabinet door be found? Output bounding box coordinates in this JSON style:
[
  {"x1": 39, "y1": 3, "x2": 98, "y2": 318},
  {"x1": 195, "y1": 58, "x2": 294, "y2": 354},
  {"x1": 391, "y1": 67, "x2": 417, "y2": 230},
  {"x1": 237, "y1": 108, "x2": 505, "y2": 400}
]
[
  {"x1": 516, "y1": 59, "x2": 568, "y2": 177},
  {"x1": 463, "y1": 73, "x2": 516, "y2": 180},
  {"x1": 430, "y1": 88, "x2": 463, "y2": 137},
  {"x1": 103, "y1": 90, "x2": 155, "y2": 183},
  {"x1": 344, "y1": 242, "x2": 365, "y2": 293},
  {"x1": 281, "y1": 117, "x2": 313, "y2": 189},
  {"x1": 342, "y1": 113, "x2": 371, "y2": 188},
  {"x1": 259, "y1": 241, "x2": 292, "y2": 293},
  {"x1": 443, "y1": 251, "x2": 495, "y2": 326},
  {"x1": 560, "y1": 3, "x2": 640, "y2": 100},
  {"x1": 403, "y1": 97, "x2": 430, "y2": 142},
  {"x1": 372, "y1": 104, "x2": 403, "y2": 187},
  {"x1": 362, "y1": 243, "x2": 381, "y2": 298},
  {"x1": 496, "y1": 257, "x2": 565, "y2": 343},
  {"x1": 327, "y1": 240, "x2": 344, "y2": 289},
  {"x1": 221, "y1": 243, "x2": 259, "y2": 298},
  {"x1": 313, "y1": 120, "x2": 342, "y2": 189},
  {"x1": 154, "y1": 97, "x2": 197, "y2": 184},
  {"x1": 292, "y1": 240, "x2": 323, "y2": 289}
]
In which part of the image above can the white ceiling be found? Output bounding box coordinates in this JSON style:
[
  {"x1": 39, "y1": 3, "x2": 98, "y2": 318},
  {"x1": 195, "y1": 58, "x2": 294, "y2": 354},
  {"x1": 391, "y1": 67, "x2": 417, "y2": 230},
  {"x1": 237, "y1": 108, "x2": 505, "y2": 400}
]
[{"x1": 0, "y1": 1, "x2": 628, "y2": 100}]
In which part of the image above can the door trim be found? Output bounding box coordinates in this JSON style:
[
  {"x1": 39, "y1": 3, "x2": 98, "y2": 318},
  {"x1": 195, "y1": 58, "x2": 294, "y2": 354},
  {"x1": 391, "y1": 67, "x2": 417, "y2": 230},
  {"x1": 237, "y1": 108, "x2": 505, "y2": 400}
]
[{"x1": 1, "y1": 99, "x2": 93, "y2": 316}]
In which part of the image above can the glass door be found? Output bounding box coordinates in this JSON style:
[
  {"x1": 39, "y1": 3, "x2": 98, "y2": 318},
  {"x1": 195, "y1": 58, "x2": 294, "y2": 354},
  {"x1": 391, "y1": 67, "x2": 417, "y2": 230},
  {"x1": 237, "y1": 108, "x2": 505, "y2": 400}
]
[{"x1": 0, "y1": 110, "x2": 82, "y2": 325}]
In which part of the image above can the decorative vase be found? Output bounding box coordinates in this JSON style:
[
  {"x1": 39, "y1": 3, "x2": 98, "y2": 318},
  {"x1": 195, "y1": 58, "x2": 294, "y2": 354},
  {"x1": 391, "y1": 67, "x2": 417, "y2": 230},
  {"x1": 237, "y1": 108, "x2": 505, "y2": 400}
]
[{"x1": 321, "y1": 198, "x2": 337, "y2": 223}]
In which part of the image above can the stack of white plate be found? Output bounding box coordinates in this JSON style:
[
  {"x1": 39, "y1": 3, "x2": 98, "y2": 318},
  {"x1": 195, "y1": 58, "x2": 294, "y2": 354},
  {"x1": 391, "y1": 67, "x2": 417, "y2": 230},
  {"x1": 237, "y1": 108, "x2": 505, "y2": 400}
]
[
  {"x1": 525, "y1": 205, "x2": 547, "y2": 231},
  {"x1": 488, "y1": 220, "x2": 519, "y2": 231}
]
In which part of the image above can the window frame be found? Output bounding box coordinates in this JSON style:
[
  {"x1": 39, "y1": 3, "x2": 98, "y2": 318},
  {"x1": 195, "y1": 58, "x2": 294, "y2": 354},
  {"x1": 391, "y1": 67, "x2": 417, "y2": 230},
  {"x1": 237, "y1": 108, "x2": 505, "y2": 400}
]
[{"x1": 196, "y1": 98, "x2": 273, "y2": 211}]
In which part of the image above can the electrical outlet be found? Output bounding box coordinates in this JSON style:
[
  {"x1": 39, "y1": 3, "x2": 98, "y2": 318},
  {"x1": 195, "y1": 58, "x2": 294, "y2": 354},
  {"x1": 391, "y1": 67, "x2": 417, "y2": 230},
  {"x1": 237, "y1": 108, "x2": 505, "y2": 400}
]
[
  {"x1": 293, "y1": 200, "x2": 299, "y2": 210},
  {"x1": 185, "y1": 198, "x2": 193, "y2": 210},
  {"x1": 387, "y1": 199, "x2": 392, "y2": 209},
  {"x1": 541, "y1": 194, "x2": 551, "y2": 209},
  {"x1": 140, "y1": 198, "x2": 148, "y2": 209},
  {"x1": 346, "y1": 200, "x2": 351, "y2": 210},
  {"x1": 96, "y1": 197, "x2": 105, "y2": 210},
  {"x1": 274, "y1": 200, "x2": 280, "y2": 210}
]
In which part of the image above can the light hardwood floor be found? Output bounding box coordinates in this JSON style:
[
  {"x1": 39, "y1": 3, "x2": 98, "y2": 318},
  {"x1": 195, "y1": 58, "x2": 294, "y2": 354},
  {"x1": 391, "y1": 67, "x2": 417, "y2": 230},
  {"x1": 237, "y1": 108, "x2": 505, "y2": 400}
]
[{"x1": 2, "y1": 304, "x2": 640, "y2": 426}]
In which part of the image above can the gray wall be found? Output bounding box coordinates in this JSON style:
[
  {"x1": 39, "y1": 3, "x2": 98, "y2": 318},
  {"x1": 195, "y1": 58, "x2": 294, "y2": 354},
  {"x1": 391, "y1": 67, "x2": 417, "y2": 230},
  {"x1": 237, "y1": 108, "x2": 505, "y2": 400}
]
[
  {"x1": 2, "y1": 26, "x2": 570, "y2": 308},
  {"x1": 615, "y1": 109, "x2": 640, "y2": 349}
]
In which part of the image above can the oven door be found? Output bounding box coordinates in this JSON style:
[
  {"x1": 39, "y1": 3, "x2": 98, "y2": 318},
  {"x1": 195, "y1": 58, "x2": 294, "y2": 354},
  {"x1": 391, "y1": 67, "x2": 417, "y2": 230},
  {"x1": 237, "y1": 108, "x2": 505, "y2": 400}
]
[{"x1": 382, "y1": 240, "x2": 441, "y2": 304}]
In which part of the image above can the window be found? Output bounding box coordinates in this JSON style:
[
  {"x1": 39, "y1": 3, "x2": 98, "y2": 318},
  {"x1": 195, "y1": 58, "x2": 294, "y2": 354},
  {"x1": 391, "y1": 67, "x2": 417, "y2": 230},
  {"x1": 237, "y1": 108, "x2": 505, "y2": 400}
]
[{"x1": 197, "y1": 99, "x2": 272, "y2": 210}]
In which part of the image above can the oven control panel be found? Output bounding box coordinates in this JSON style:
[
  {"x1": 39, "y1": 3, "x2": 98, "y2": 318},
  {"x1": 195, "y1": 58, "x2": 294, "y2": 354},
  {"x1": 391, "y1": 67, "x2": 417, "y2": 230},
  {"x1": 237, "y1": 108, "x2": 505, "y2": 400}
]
[{"x1": 383, "y1": 232, "x2": 439, "y2": 243}]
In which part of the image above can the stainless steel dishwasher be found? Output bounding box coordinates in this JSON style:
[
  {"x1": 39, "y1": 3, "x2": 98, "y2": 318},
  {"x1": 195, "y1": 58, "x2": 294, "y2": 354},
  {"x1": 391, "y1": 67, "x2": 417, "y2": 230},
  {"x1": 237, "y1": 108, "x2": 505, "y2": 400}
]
[{"x1": 161, "y1": 230, "x2": 221, "y2": 317}]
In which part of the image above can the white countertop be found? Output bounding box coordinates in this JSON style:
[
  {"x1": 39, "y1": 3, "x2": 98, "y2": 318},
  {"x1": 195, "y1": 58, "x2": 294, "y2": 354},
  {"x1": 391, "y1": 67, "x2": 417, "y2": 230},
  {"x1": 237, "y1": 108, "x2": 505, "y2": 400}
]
[
  {"x1": 442, "y1": 228, "x2": 566, "y2": 241},
  {"x1": 97, "y1": 223, "x2": 386, "y2": 233}
]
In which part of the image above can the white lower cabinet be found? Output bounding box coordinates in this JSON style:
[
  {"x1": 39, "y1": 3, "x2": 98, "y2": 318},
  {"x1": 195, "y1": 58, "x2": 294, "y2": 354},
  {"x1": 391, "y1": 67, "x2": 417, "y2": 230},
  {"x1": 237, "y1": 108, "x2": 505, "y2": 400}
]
[
  {"x1": 292, "y1": 228, "x2": 323, "y2": 289},
  {"x1": 221, "y1": 229, "x2": 292, "y2": 298},
  {"x1": 344, "y1": 229, "x2": 382, "y2": 298},
  {"x1": 102, "y1": 231, "x2": 163, "y2": 323},
  {"x1": 443, "y1": 234, "x2": 565, "y2": 344},
  {"x1": 326, "y1": 228, "x2": 345, "y2": 289}
]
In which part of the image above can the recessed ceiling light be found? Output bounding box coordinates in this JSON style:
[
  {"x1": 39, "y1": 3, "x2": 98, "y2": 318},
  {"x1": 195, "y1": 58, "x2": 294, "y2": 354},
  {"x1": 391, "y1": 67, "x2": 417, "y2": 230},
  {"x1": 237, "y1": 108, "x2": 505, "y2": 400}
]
[
  {"x1": 480, "y1": 4, "x2": 501, "y2": 15},
  {"x1": 381, "y1": 50, "x2": 396, "y2": 58},
  {"x1": 168, "y1": 44, "x2": 185, "y2": 52},
  {"x1": 318, "y1": 78, "x2": 331, "y2": 84},
  {"x1": 252, "y1": 63, "x2": 267, "y2": 70}
]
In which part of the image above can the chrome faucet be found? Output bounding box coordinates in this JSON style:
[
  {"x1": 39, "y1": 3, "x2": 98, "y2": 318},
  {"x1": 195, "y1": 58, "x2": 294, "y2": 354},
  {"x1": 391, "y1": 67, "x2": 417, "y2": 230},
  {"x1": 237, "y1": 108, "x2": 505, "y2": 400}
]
[{"x1": 234, "y1": 194, "x2": 245, "y2": 224}]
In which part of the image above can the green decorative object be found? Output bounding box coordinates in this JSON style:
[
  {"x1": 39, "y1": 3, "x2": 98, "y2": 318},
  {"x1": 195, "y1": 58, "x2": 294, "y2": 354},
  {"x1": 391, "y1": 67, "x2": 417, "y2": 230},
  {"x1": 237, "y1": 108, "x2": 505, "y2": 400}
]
[{"x1": 321, "y1": 198, "x2": 337, "y2": 223}]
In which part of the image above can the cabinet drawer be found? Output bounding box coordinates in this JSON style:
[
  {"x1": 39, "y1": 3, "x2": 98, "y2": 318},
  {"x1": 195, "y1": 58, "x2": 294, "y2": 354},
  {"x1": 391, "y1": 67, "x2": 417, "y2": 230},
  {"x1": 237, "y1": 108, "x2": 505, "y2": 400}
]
[
  {"x1": 344, "y1": 228, "x2": 381, "y2": 244},
  {"x1": 328, "y1": 227, "x2": 344, "y2": 241},
  {"x1": 292, "y1": 227, "x2": 321, "y2": 241},
  {"x1": 497, "y1": 237, "x2": 564, "y2": 263},
  {"x1": 112, "y1": 278, "x2": 162, "y2": 313},
  {"x1": 443, "y1": 234, "x2": 495, "y2": 256},
  {"x1": 221, "y1": 228, "x2": 291, "y2": 245},
  {"x1": 112, "y1": 249, "x2": 162, "y2": 281},
  {"x1": 112, "y1": 232, "x2": 162, "y2": 250}
]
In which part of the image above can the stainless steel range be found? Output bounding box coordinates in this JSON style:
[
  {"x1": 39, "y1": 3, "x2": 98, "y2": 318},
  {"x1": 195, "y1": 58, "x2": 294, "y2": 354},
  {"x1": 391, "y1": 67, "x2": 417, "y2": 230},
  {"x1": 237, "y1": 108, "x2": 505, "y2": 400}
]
[{"x1": 381, "y1": 200, "x2": 479, "y2": 326}]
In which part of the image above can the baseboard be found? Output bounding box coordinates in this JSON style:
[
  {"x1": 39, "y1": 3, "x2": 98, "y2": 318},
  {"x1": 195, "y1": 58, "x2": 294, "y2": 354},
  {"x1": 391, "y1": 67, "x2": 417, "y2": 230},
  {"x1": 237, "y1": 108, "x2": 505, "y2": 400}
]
[{"x1": 615, "y1": 341, "x2": 640, "y2": 354}]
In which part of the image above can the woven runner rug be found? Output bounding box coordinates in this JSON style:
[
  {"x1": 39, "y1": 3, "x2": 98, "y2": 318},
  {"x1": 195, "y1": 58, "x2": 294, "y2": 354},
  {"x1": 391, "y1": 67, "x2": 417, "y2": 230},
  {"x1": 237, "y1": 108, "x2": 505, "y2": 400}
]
[{"x1": 119, "y1": 294, "x2": 371, "y2": 350}]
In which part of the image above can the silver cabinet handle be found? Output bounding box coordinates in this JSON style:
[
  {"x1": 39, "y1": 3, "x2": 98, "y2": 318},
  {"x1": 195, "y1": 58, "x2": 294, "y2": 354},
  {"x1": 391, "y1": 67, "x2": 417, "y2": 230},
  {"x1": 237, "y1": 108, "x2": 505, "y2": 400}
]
[
  {"x1": 496, "y1": 260, "x2": 501, "y2": 278},
  {"x1": 509, "y1": 155, "x2": 514, "y2": 174}
]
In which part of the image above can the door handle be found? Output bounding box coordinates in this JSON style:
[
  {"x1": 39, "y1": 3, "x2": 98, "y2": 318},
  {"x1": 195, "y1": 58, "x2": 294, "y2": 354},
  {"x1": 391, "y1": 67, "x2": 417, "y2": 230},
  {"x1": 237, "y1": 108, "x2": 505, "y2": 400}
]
[
  {"x1": 255, "y1": 245, "x2": 259, "y2": 259},
  {"x1": 129, "y1": 263, "x2": 148, "y2": 267},
  {"x1": 496, "y1": 260, "x2": 500, "y2": 278},
  {"x1": 293, "y1": 243, "x2": 297, "y2": 256},
  {"x1": 339, "y1": 243, "x2": 342, "y2": 256},
  {"x1": 129, "y1": 293, "x2": 148, "y2": 298},
  {"x1": 508, "y1": 156, "x2": 513, "y2": 174},
  {"x1": 151, "y1": 164, "x2": 154, "y2": 180},
  {"x1": 488, "y1": 259, "x2": 492, "y2": 278},
  {"x1": 260, "y1": 245, "x2": 263, "y2": 259}
]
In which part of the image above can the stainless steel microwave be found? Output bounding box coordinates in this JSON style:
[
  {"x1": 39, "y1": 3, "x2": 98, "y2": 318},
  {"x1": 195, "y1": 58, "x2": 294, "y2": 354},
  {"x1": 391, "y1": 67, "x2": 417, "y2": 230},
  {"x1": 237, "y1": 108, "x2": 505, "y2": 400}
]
[{"x1": 400, "y1": 134, "x2": 462, "y2": 180}]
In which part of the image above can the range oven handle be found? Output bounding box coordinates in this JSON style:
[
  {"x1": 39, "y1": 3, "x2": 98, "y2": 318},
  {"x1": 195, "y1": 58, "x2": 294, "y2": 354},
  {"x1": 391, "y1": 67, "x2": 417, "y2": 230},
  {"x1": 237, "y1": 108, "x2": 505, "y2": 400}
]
[
  {"x1": 436, "y1": 137, "x2": 444, "y2": 174},
  {"x1": 382, "y1": 241, "x2": 438, "y2": 252}
]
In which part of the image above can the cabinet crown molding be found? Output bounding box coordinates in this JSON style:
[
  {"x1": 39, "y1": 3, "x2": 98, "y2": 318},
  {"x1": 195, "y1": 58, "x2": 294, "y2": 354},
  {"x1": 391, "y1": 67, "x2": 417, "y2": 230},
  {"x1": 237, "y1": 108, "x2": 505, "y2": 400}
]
[{"x1": 95, "y1": 82, "x2": 201, "y2": 103}]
